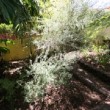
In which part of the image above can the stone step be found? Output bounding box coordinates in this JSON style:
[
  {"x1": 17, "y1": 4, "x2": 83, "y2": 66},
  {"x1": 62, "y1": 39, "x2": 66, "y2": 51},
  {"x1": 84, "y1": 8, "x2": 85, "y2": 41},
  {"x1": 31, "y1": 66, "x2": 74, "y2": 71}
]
[{"x1": 72, "y1": 64, "x2": 110, "y2": 97}]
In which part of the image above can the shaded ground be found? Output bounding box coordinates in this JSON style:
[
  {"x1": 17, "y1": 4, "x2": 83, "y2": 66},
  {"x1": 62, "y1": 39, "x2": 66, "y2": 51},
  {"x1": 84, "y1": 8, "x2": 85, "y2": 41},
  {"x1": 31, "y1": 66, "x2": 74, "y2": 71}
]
[
  {"x1": 0, "y1": 59, "x2": 30, "y2": 110},
  {"x1": 82, "y1": 53, "x2": 110, "y2": 73},
  {"x1": 0, "y1": 53, "x2": 110, "y2": 110}
]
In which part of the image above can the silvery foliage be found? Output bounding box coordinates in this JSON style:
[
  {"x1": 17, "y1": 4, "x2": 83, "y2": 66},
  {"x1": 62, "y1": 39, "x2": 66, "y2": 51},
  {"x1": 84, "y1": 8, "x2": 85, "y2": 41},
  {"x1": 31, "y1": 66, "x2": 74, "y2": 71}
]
[
  {"x1": 25, "y1": 54, "x2": 75, "y2": 102},
  {"x1": 24, "y1": 0, "x2": 94, "y2": 102},
  {"x1": 34, "y1": 0, "x2": 94, "y2": 53}
]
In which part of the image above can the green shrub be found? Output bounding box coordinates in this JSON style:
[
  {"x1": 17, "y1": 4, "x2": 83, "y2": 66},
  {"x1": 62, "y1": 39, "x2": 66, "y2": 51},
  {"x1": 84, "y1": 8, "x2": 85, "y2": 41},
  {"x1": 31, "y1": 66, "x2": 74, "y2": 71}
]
[
  {"x1": 0, "y1": 23, "x2": 15, "y2": 56},
  {"x1": 97, "y1": 53, "x2": 110, "y2": 65},
  {"x1": 23, "y1": 55, "x2": 75, "y2": 102},
  {"x1": 23, "y1": 0, "x2": 96, "y2": 102},
  {"x1": 34, "y1": 0, "x2": 93, "y2": 54},
  {"x1": 0, "y1": 23, "x2": 13, "y2": 34}
]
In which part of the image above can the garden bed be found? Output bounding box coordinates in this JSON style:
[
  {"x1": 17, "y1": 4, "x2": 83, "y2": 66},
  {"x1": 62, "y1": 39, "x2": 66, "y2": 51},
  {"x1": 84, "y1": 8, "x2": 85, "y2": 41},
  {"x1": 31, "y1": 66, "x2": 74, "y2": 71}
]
[{"x1": 0, "y1": 57, "x2": 110, "y2": 110}]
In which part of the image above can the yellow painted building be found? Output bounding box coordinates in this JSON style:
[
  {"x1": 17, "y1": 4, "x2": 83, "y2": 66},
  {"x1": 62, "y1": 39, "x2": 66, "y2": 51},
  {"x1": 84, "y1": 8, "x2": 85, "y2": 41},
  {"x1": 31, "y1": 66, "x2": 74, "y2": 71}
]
[{"x1": 0, "y1": 35, "x2": 41, "y2": 61}]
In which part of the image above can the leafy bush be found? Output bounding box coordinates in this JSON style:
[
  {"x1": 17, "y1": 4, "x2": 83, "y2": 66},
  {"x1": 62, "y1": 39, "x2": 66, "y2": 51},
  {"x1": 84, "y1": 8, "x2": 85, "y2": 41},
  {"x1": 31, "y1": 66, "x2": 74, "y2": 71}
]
[
  {"x1": 85, "y1": 11, "x2": 110, "y2": 52},
  {"x1": 23, "y1": 0, "x2": 96, "y2": 102},
  {"x1": 96, "y1": 53, "x2": 110, "y2": 65},
  {"x1": 0, "y1": 23, "x2": 15, "y2": 41},
  {"x1": 0, "y1": 24, "x2": 15, "y2": 56},
  {"x1": 34, "y1": 0, "x2": 93, "y2": 54},
  {"x1": 24, "y1": 55, "x2": 75, "y2": 102},
  {"x1": 0, "y1": 23, "x2": 13, "y2": 34}
]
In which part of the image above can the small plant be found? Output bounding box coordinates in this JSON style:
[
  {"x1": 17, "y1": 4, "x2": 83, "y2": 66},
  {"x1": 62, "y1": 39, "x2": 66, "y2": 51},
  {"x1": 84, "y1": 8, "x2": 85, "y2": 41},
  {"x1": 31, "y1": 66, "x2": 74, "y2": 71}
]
[
  {"x1": 0, "y1": 46, "x2": 10, "y2": 56},
  {"x1": 0, "y1": 23, "x2": 13, "y2": 33},
  {"x1": 23, "y1": 54, "x2": 75, "y2": 102},
  {"x1": 97, "y1": 54, "x2": 110, "y2": 65},
  {"x1": 0, "y1": 23, "x2": 16, "y2": 56}
]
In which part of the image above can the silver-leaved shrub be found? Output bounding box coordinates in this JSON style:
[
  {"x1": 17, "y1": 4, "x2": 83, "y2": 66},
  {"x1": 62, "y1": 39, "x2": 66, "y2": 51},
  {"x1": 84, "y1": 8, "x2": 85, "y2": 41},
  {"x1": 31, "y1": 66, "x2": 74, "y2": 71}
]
[{"x1": 23, "y1": 0, "x2": 97, "y2": 102}]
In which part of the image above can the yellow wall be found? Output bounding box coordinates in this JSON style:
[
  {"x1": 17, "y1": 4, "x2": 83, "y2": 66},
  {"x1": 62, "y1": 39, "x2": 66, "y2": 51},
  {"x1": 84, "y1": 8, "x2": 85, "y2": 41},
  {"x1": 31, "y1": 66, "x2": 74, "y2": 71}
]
[{"x1": 0, "y1": 35, "x2": 41, "y2": 61}]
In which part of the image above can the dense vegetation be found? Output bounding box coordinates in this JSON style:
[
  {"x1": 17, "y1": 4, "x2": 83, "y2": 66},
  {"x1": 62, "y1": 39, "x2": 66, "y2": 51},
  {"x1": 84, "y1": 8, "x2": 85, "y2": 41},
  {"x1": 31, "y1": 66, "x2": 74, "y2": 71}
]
[
  {"x1": 22, "y1": 0, "x2": 108, "y2": 102},
  {"x1": 0, "y1": 0, "x2": 110, "y2": 109}
]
